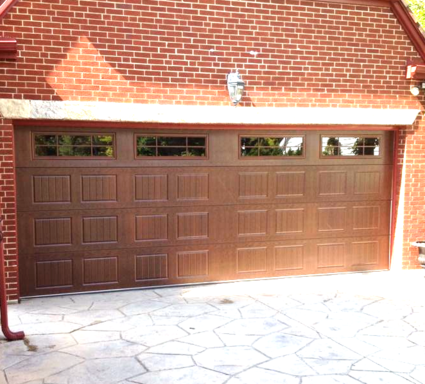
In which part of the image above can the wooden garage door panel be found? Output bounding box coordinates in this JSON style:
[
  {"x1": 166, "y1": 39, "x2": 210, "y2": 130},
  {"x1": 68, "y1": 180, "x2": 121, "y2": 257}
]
[
  {"x1": 16, "y1": 165, "x2": 392, "y2": 212},
  {"x1": 18, "y1": 235, "x2": 390, "y2": 296},
  {"x1": 18, "y1": 199, "x2": 391, "y2": 256},
  {"x1": 16, "y1": 128, "x2": 393, "y2": 296}
]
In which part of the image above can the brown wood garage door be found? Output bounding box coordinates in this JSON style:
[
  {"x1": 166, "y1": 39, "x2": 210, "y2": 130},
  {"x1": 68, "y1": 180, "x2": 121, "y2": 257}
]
[{"x1": 16, "y1": 127, "x2": 393, "y2": 297}]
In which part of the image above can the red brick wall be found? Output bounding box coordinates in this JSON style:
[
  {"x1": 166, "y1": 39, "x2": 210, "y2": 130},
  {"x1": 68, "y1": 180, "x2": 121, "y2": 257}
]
[
  {"x1": 1, "y1": 0, "x2": 425, "y2": 299},
  {"x1": 397, "y1": 115, "x2": 425, "y2": 269},
  {"x1": 0, "y1": 119, "x2": 18, "y2": 301},
  {"x1": 0, "y1": 0, "x2": 423, "y2": 108}
]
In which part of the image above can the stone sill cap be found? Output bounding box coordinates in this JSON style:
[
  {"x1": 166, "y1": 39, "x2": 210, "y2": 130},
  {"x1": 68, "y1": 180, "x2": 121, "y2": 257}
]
[{"x1": 0, "y1": 99, "x2": 420, "y2": 126}]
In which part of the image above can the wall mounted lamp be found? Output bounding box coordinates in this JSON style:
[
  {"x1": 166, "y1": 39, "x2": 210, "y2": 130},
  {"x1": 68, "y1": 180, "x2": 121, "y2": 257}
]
[
  {"x1": 410, "y1": 83, "x2": 425, "y2": 96},
  {"x1": 227, "y1": 69, "x2": 245, "y2": 106}
]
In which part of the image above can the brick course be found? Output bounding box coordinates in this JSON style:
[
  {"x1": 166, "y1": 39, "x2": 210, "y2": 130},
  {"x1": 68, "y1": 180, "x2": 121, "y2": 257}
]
[
  {"x1": 1, "y1": 0, "x2": 424, "y2": 299},
  {"x1": 0, "y1": 0, "x2": 423, "y2": 107},
  {"x1": 0, "y1": 118, "x2": 18, "y2": 301}
]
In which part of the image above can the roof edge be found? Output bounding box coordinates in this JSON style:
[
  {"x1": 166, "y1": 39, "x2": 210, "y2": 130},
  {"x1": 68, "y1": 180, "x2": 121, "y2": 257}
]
[
  {"x1": 391, "y1": 1, "x2": 425, "y2": 62},
  {"x1": 0, "y1": 0, "x2": 20, "y2": 22}
]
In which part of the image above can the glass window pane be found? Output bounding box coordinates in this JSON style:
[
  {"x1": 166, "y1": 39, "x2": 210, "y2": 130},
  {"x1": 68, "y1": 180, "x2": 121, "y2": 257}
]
[
  {"x1": 137, "y1": 136, "x2": 156, "y2": 146},
  {"x1": 261, "y1": 138, "x2": 283, "y2": 147},
  {"x1": 58, "y1": 146, "x2": 91, "y2": 157},
  {"x1": 158, "y1": 147, "x2": 186, "y2": 156},
  {"x1": 322, "y1": 137, "x2": 333, "y2": 146},
  {"x1": 365, "y1": 137, "x2": 379, "y2": 146},
  {"x1": 158, "y1": 137, "x2": 186, "y2": 146},
  {"x1": 339, "y1": 137, "x2": 356, "y2": 147},
  {"x1": 241, "y1": 137, "x2": 259, "y2": 147},
  {"x1": 93, "y1": 135, "x2": 113, "y2": 145},
  {"x1": 260, "y1": 147, "x2": 281, "y2": 156},
  {"x1": 35, "y1": 135, "x2": 57, "y2": 145},
  {"x1": 187, "y1": 148, "x2": 206, "y2": 157},
  {"x1": 322, "y1": 136, "x2": 380, "y2": 157},
  {"x1": 340, "y1": 146, "x2": 356, "y2": 156},
  {"x1": 283, "y1": 146, "x2": 303, "y2": 156},
  {"x1": 137, "y1": 147, "x2": 156, "y2": 157},
  {"x1": 241, "y1": 136, "x2": 304, "y2": 157},
  {"x1": 364, "y1": 146, "x2": 378, "y2": 156},
  {"x1": 286, "y1": 137, "x2": 303, "y2": 147},
  {"x1": 35, "y1": 146, "x2": 57, "y2": 157},
  {"x1": 59, "y1": 135, "x2": 91, "y2": 146},
  {"x1": 241, "y1": 147, "x2": 259, "y2": 157},
  {"x1": 188, "y1": 137, "x2": 206, "y2": 146},
  {"x1": 93, "y1": 146, "x2": 114, "y2": 157},
  {"x1": 322, "y1": 137, "x2": 340, "y2": 156}
]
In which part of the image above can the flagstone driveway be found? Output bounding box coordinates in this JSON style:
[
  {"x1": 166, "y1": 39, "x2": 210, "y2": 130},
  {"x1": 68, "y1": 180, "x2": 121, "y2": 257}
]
[{"x1": 1, "y1": 271, "x2": 425, "y2": 384}]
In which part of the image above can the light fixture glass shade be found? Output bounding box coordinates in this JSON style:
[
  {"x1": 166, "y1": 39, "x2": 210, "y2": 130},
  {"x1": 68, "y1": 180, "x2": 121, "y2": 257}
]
[
  {"x1": 227, "y1": 70, "x2": 245, "y2": 106},
  {"x1": 411, "y1": 86, "x2": 421, "y2": 96}
]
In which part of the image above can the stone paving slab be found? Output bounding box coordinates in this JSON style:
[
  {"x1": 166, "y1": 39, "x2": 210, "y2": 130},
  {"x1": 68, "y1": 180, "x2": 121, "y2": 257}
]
[{"x1": 1, "y1": 270, "x2": 425, "y2": 384}]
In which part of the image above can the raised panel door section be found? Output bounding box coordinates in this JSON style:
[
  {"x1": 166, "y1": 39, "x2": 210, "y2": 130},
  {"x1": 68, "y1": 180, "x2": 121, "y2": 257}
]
[
  {"x1": 177, "y1": 174, "x2": 209, "y2": 201},
  {"x1": 135, "y1": 175, "x2": 168, "y2": 201},
  {"x1": 177, "y1": 212, "x2": 209, "y2": 240},
  {"x1": 276, "y1": 209, "x2": 304, "y2": 234},
  {"x1": 318, "y1": 207, "x2": 346, "y2": 233},
  {"x1": 177, "y1": 250, "x2": 208, "y2": 277},
  {"x1": 33, "y1": 175, "x2": 71, "y2": 203},
  {"x1": 317, "y1": 243, "x2": 345, "y2": 268},
  {"x1": 238, "y1": 210, "x2": 267, "y2": 236},
  {"x1": 354, "y1": 172, "x2": 381, "y2": 195},
  {"x1": 239, "y1": 172, "x2": 268, "y2": 198},
  {"x1": 82, "y1": 216, "x2": 118, "y2": 243},
  {"x1": 276, "y1": 172, "x2": 305, "y2": 197},
  {"x1": 135, "y1": 215, "x2": 168, "y2": 241},
  {"x1": 351, "y1": 241, "x2": 379, "y2": 266},
  {"x1": 135, "y1": 254, "x2": 168, "y2": 281},
  {"x1": 353, "y1": 206, "x2": 380, "y2": 230},
  {"x1": 274, "y1": 245, "x2": 304, "y2": 271},
  {"x1": 319, "y1": 171, "x2": 347, "y2": 196},
  {"x1": 83, "y1": 257, "x2": 118, "y2": 285},
  {"x1": 237, "y1": 247, "x2": 267, "y2": 273},
  {"x1": 81, "y1": 175, "x2": 117, "y2": 202},
  {"x1": 34, "y1": 218, "x2": 72, "y2": 246},
  {"x1": 36, "y1": 260, "x2": 73, "y2": 289}
]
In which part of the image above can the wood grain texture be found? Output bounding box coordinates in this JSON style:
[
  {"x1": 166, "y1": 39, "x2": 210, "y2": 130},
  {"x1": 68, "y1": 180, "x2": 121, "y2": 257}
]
[
  {"x1": 83, "y1": 257, "x2": 118, "y2": 285},
  {"x1": 17, "y1": 128, "x2": 393, "y2": 296},
  {"x1": 35, "y1": 218, "x2": 72, "y2": 246},
  {"x1": 33, "y1": 176, "x2": 71, "y2": 203},
  {"x1": 83, "y1": 216, "x2": 118, "y2": 243},
  {"x1": 36, "y1": 260, "x2": 73, "y2": 288},
  {"x1": 136, "y1": 254, "x2": 168, "y2": 281},
  {"x1": 82, "y1": 175, "x2": 117, "y2": 202},
  {"x1": 177, "y1": 250, "x2": 208, "y2": 277}
]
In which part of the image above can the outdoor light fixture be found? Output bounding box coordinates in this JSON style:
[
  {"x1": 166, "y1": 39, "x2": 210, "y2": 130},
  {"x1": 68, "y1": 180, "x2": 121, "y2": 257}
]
[
  {"x1": 410, "y1": 83, "x2": 425, "y2": 96},
  {"x1": 227, "y1": 69, "x2": 245, "y2": 106}
]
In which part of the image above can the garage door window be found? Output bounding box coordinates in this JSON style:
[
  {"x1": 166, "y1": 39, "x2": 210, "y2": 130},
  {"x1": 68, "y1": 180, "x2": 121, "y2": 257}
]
[
  {"x1": 321, "y1": 136, "x2": 380, "y2": 157},
  {"x1": 240, "y1": 136, "x2": 304, "y2": 157},
  {"x1": 136, "y1": 135, "x2": 207, "y2": 158},
  {"x1": 34, "y1": 133, "x2": 115, "y2": 158}
]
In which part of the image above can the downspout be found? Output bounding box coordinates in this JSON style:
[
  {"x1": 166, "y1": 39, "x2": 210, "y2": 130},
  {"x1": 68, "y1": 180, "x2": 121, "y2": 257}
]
[
  {"x1": 0, "y1": 218, "x2": 24, "y2": 341},
  {"x1": 390, "y1": 129, "x2": 400, "y2": 264}
]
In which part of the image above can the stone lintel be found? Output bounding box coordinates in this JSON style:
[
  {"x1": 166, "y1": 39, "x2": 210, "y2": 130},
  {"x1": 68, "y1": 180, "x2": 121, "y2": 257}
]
[{"x1": 0, "y1": 99, "x2": 420, "y2": 126}]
